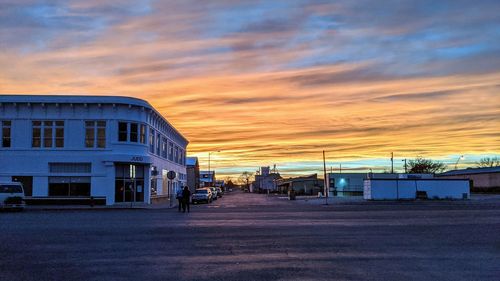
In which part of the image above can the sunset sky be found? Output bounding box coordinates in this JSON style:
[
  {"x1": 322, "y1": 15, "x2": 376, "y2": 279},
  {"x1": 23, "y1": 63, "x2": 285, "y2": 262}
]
[{"x1": 1, "y1": 0, "x2": 499, "y2": 179}]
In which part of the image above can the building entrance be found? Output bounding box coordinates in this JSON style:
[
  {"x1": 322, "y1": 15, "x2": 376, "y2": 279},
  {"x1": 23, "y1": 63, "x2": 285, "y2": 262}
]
[{"x1": 115, "y1": 164, "x2": 145, "y2": 203}]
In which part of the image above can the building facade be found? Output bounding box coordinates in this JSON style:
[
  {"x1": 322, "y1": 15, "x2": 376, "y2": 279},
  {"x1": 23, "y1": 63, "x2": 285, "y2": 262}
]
[
  {"x1": 253, "y1": 166, "x2": 281, "y2": 193},
  {"x1": 186, "y1": 156, "x2": 200, "y2": 193},
  {"x1": 277, "y1": 174, "x2": 324, "y2": 195},
  {"x1": 0, "y1": 95, "x2": 188, "y2": 205},
  {"x1": 199, "y1": 171, "x2": 215, "y2": 187},
  {"x1": 328, "y1": 173, "x2": 434, "y2": 197},
  {"x1": 437, "y1": 167, "x2": 500, "y2": 192}
]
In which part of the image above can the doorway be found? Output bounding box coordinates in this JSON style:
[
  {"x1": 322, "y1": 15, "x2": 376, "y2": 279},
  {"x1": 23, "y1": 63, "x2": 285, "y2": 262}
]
[{"x1": 115, "y1": 164, "x2": 145, "y2": 203}]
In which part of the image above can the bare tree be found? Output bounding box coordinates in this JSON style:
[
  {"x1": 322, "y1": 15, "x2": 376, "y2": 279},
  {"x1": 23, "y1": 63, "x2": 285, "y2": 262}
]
[
  {"x1": 476, "y1": 157, "x2": 500, "y2": 168},
  {"x1": 408, "y1": 157, "x2": 446, "y2": 174},
  {"x1": 238, "y1": 171, "x2": 253, "y2": 190},
  {"x1": 224, "y1": 176, "x2": 235, "y2": 189}
]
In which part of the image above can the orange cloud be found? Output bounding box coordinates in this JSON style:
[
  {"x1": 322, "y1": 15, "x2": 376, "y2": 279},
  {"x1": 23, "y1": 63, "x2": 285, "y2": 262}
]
[{"x1": 1, "y1": 1, "x2": 499, "y2": 178}]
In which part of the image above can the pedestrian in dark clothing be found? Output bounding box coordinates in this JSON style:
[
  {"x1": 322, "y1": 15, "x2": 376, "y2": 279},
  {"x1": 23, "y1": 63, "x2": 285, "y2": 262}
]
[
  {"x1": 182, "y1": 186, "x2": 191, "y2": 213},
  {"x1": 176, "y1": 188, "x2": 183, "y2": 212}
]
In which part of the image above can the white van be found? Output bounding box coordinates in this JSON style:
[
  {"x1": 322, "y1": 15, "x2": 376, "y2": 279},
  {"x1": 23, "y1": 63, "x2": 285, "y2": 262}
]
[{"x1": 0, "y1": 182, "x2": 26, "y2": 211}]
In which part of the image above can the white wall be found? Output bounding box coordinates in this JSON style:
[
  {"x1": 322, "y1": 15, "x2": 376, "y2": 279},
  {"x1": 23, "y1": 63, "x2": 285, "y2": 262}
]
[{"x1": 364, "y1": 179, "x2": 470, "y2": 200}]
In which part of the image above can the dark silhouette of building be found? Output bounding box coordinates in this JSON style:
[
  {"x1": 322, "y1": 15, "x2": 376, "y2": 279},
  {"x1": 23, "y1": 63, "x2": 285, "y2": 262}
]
[{"x1": 186, "y1": 157, "x2": 200, "y2": 193}]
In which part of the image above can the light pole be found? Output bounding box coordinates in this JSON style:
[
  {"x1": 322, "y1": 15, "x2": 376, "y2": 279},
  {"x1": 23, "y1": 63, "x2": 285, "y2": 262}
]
[
  {"x1": 454, "y1": 155, "x2": 464, "y2": 170},
  {"x1": 208, "y1": 150, "x2": 221, "y2": 186},
  {"x1": 391, "y1": 152, "x2": 394, "y2": 174},
  {"x1": 323, "y1": 150, "x2": 328, "y2": 205}
]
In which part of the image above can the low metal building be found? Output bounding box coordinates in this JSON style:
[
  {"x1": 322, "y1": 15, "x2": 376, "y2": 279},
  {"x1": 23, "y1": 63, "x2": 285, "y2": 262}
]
[
  {"x1": 364, "y1": 179, "x2": 470, "y2": 200},
  {"x1": 328, "y1": 173, "x2": 433, "y2": 197},
  {"x1": 437, "y1": 167, "x2": 500, "y2": 192}
]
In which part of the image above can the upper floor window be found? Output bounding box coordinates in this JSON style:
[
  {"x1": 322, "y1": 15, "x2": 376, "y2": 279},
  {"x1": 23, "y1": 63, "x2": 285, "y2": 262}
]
[
  {"x1": 1, "y1": 121, "x2": 11, "y2": 148},
  {"x1": 130, "y1": 123, "x2": 138, "y2": 142},
  {"x1": 174, "y1": 146, "x2": 179, "y2": 164},
  {"x1": 118, "y1": 122, "x2": 146, "y2": 144},
  {"x1": 85, "y1": 121, "x2": 106, "y2": 148},
  {"x1": 156, "y1": 133, "x2": 161, "y2": 155},
  {"x1": 161, "y1": 137, "x2": 167, "y2": 158},
  {"x1": 118, "y1": 122, "x2": 128, "y2": 142},
  {"x1": 168, "y1": 141, "x2": 174, "y2": 161},
  {"x1": 180, "y1": 149, "x2": 185, "y2": 165},
  {"x1": 149, "y1": 128, "x2": 155, "y2": 153},
  {"x1": 140, "y1": 124, "x2": 146, "y2": 144},
  {"x1": 32, "y1": 121, "x2": 64, "y2": 148}
]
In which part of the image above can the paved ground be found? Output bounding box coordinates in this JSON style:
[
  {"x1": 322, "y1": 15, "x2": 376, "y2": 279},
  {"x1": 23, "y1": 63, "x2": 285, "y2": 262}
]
[{"x1": 1, "y1": 191, "x2": 499, "y2": 281}]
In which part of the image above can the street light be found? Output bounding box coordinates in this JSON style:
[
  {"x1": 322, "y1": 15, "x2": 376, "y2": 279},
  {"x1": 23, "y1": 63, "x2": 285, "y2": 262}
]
[
  {"x1": 208, "y1": 150, "x2": 221, "y2": 186},
  {"x1": 454, "y1": 155, "x2": 464, "y2": 170}
]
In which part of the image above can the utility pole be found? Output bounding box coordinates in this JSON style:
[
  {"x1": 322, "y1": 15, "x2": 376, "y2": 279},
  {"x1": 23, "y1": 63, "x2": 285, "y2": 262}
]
[
  {"x1": 323, "y1": 150, "x2": 328, "y2": 205},
  {"x1": 208, "y1": 150, "x2": 221, "y2": 186},
  {"x1": 391, "y1": 152, "x2": 394, "y2": 174}
]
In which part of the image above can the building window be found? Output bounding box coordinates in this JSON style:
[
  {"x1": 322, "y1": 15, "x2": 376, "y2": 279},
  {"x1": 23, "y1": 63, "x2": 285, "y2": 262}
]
[
  {"x1": 118, "y1": 122, "x2": 146, "y2": 144},
  {"x1": 175, "y1": 146, "x2": 179, "y2": 164},
  {"x1": 85, "y1": 121, "x2": 106, "y2": 148},
  {"x1": 149, "y1": 128, "x2": 155, "y2": 153},
  {"x1": 180, "y1": 149, "x2": 185, "y2": 165},
  {"x1": 168, "y1": 141, "x2": 174, "y2": 161},
  {"x1": 161, "y1": 137, "x2": 167, "y2": 158},
  {"x1": 156, "y1": 133, "x2": 161, "y2": 155},
  {"x1": 118, "y1": 122, "x2": 128, "y2": 142},
  {"x1": 140, "y1": 124, "x2": 146, "y2": 144},
  {"x1": 48, "y1": 177, "x2": 91, "y2": 196},
  {"x1": 130, "y1": 123, "x2": 138, "y2": 142},
  {"x1": 1, "y1": 121, "x2": 11, "y2": 148},
  {"x1": 32, "y1": 121, "x2": 64, "y2": 148},
  {"x1": 55, "y1": 121, "x2": 64, "y2": 147},
  {"x1": 49, "y1": 163, "x2": 91, "y2": 173}
]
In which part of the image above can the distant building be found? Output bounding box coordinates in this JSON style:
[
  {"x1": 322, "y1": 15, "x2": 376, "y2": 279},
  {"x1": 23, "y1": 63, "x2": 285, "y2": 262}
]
[
  {"x1": 437, "y1": 167, "x2": 500, "y2": 192},
  {"x1": 200, "y1": 170, "x2": 215, "y2": 187},
  {"x1": 253, "y1": 166, "x2": 281, "y2": 193},
  {"x1": 364, "y1": 178, "x2": 470, "y2": 200},
  {"x1": 215, "y1": 180, "x2": 225, "y2": 189},
  {"x1": 277, "y1": 174, "x2": 324, "y2": 195},
  {"x1": 328, "y1": 173, "x2": 434, "y2": 197},
  {"x1": 186, "y1": 157, "x2": 199, "y2": 192}
]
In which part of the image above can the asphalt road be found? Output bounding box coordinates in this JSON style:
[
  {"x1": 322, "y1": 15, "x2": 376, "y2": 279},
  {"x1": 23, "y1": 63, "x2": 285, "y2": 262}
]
[{"x1": 1, "y1": 191, "x2": 499, "y2": 281}]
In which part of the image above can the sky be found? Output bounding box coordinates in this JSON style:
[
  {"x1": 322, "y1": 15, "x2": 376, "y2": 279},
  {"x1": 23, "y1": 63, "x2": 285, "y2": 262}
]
[{"x1": 1, "y1": 0, "x2": 499, "y2": 179}]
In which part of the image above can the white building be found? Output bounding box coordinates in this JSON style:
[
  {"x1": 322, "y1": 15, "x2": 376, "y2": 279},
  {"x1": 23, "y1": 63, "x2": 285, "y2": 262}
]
[
  {"x1": 328, "y1": 173, "x2": 434, "y2": 197},
  {"x1": 0, "y1": 95, "x2": 188, "y2": 205},
  {"x1": 364, "y1": 179, "x2": 470, "y2": 200}
]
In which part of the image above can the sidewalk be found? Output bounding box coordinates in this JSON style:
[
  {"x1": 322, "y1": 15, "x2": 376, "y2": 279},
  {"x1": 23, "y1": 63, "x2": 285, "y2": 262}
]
[
  {"x1": 274, "y1": 194, "x2": 365, "y2": 205},
  {"x1": 26, "y1": 200, "x2": 178, "y2": 211}
]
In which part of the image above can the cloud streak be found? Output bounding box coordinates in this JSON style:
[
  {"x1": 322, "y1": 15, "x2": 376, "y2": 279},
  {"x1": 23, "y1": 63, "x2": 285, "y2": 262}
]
[{"x1": 1, "y1": 0, "x2": 499, "y2": 177}]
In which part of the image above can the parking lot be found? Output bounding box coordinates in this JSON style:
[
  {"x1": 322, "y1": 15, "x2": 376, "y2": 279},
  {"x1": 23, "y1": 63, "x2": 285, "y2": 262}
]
[{"x1": 1, "y1": 191, "x2": 499, "y2": 281}]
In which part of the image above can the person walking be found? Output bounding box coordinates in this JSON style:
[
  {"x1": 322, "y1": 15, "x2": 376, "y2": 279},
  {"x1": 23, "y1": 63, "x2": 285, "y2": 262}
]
[
  {"x1": 176, "y1": 187, "x2": 183, "y2": 212},
  {"x1": 182, "y1": 186, "x2": 191, "y2": 213}
]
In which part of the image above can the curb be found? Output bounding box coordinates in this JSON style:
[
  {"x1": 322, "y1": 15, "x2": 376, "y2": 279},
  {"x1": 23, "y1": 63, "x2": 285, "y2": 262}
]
[{"x1": 25, "y1": 205, "x2": 177, "y2": 212}]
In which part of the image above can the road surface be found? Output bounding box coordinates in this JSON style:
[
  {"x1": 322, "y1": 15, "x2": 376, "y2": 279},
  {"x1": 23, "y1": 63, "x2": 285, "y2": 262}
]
[{"x1": 1, "y1": 191, "x2": 499, "y2": 280}]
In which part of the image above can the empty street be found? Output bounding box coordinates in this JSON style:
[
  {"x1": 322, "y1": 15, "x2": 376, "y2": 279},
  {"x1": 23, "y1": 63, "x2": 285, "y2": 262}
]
[{"x1": 1, "y1": 191, "x2": 499, "y2": 281}]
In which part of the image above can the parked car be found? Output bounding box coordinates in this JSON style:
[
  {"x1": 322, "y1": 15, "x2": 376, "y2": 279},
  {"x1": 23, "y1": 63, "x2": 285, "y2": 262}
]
[
  {"x1": 191, "y1": 188, "x2": 212, "y2": 204},
  {"x1": 216, "y1": 187, "x2": 223, "y2": 198},
  {"x1": 0, "y1": 182, "x2": 26, "y2": 211},
  {"x1": 209, "y1": 187, "x2": 218, "y2": 200}
]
